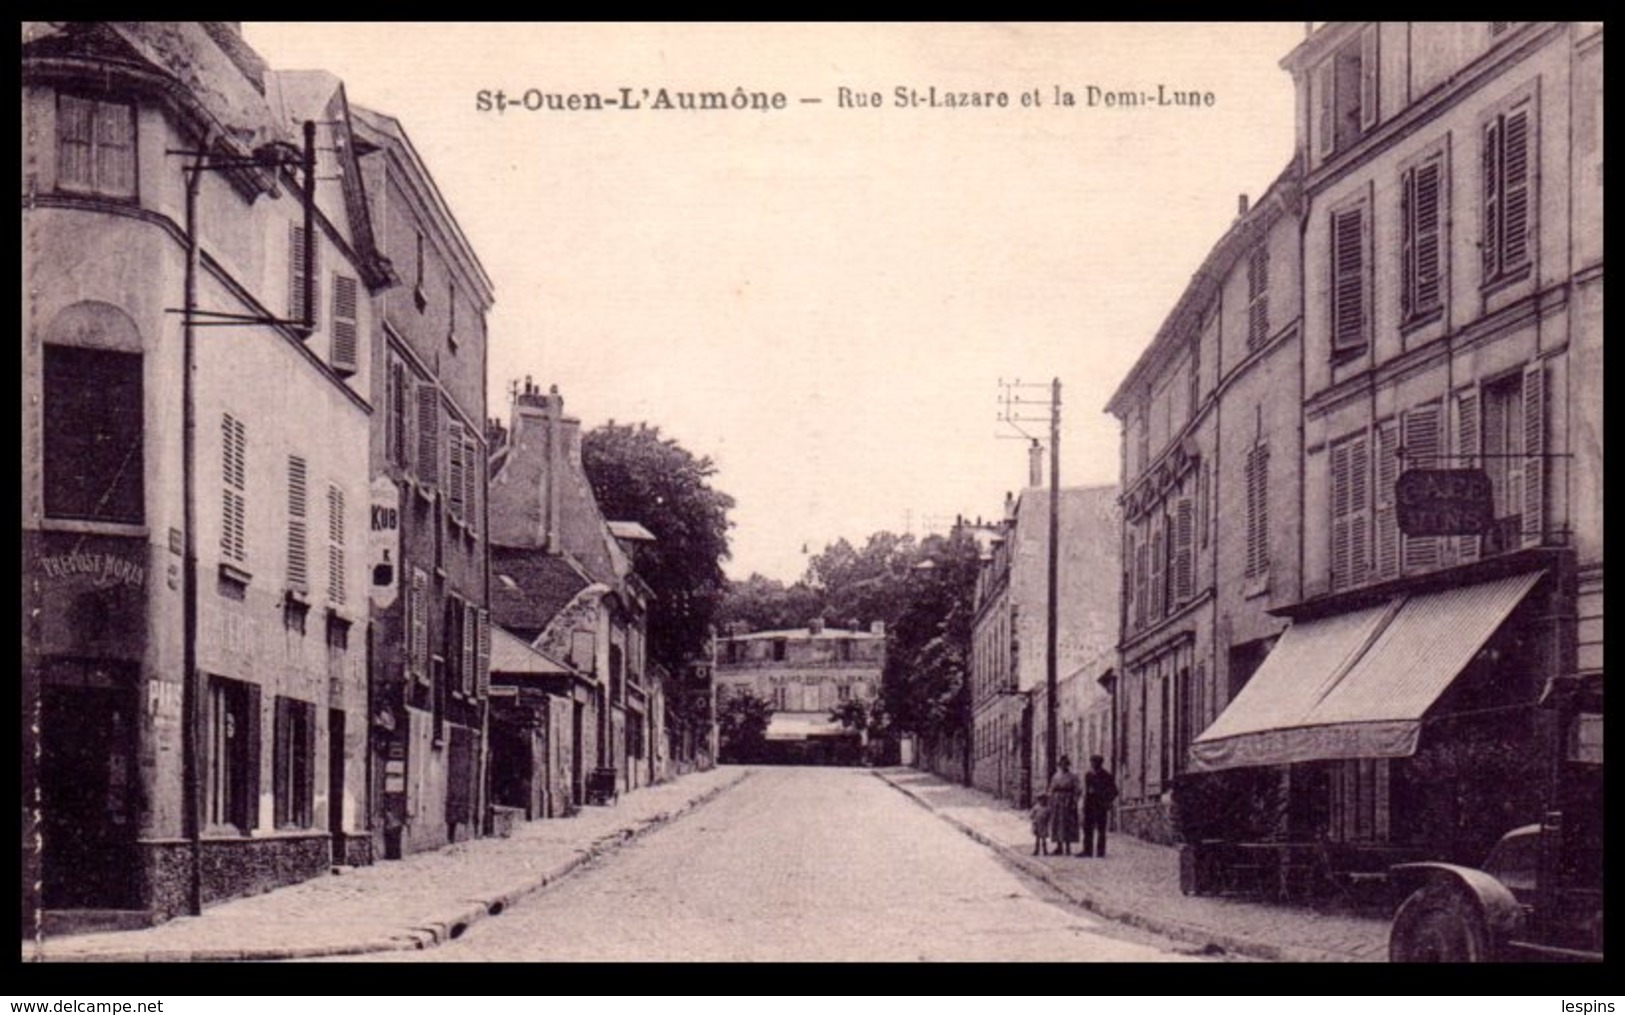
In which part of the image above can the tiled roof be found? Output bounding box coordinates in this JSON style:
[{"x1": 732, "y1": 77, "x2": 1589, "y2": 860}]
[{"x1": 490, "y1": 548, "x2": 590, "y2": 636}]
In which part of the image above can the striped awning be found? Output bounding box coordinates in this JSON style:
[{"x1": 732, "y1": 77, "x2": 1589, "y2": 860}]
[
  {"x1": 765, "y1": 712, "x2": 850, "y2": 741},
  {"x1": 1189, "y1": 571, "x2": 1544, "y2": 773}
]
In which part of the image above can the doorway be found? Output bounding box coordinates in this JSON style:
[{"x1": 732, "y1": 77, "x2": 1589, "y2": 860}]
[
  {"x1": 328, "y1": 708, "x2": 346, "y2": 860},
  {"x1": 40, "y1": 661, "x2": 140, "y2": 910}
]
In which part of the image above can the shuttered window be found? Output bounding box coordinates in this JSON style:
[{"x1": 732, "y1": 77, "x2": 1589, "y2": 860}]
[
  {"x1": 1401, "y1": 403, "x2": 1443, "y2": 570},
  {"x1": 1521, "y1": 361, "x2": 1546, "y2": 546},
  {"x1": 221, "y1": 414, "x2": 247, "y2": 565},
  {"x1": 1149, "y1": 515, "x2": 1166, "y2": 622},
  {"x1": 1373, "y1": 421, "x2": 1401, "y2": 579},
  {"x1": 1173, "y1": 497, "x2": 1194, "y2": 603},
  {"x1": 447, "y1": 419, "x2": 466, "y2": 521},
  {"x1": 386, "y1": 357, "x2": 410, "y2": 469},
  {"x1": 1454, "y1": 390, "x2": 1482, "y2": 563},
  {"x1": 1401, "y1": 155, "x2": 1445, "y2": 320},
  {"x1": 1483, "y1": 101, "x2": 1533, "y2": 283},
  {"x1": 462, "y1": 600, "x2": 477, "y2": 695},
  {"x1": 408, "y1": 567, "x2": 429, "y2": 682},
  {"x1": 415, "y1": 382, "x2": 440, "y2": 489},
  {"x1": 289, "y1": 225, "x2": 319, "y2": 328},
  {"x1": 1331, "y1": 205, "x2": 1368, "y2": 353},
  {"x1": 57, "y1": 94, "x2": 135, "y2": 198},
  {"x1": 286, "y1": 455, "x2": 309, "y2": 592},
  {"x1": 1246, "y1": 241, "x2": 1270, "y2": 351},
  {"x1": 331, "y1": 275, "x2": 359, "y2": 375},
  {"x1": 476, "y1": 608, "x2": 491, "y2": 698},
  {"x1": 1245, "y1": 444, "x2": 1270, "y2": 579},
  {"x1": 464, "y1": 436, "x2": 480, "y2": 534},
  {"x1": 327, "y1": 484, "x2": 346, "y2": 605},
  {"x1": 1331, "y1": 432, "x2": 1370, "y2": 591}
]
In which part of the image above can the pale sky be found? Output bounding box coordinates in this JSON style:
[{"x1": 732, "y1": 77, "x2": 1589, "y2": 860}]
[{"x1": 243, "y1": 22, "x2": 1305, "y2": 583}]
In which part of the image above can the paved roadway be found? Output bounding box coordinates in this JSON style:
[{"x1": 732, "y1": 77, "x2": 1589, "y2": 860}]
[{"x1": 353, "y1": 766, "x2": 1208, "y2": 962}]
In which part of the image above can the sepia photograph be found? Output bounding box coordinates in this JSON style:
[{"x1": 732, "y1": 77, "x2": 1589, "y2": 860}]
[{"x1": 19, "y1": 21, "x2": 1603, "y2": 975}]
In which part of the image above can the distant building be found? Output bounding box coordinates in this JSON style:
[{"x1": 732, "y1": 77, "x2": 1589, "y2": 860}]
[{"x1": 714, "y1": 620, "x2": 885, "y2": 765}]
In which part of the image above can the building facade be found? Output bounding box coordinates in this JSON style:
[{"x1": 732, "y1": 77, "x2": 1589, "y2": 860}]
[
  {"x1": 1185, "y1": 22, "x2": 1604, "y2": 864},
  {"x1": 968, "y1": 484, "x2": 1120, "y2": 808},
  {"x1": 1106, "y1": 165, "x2": 1305, "y2": 843},
  {"x1": 714, "y1": 621, "x2": 884, "y2": 764},
  {"x1": 23, "y1": 23, "x2": 390, "y2": 925}
]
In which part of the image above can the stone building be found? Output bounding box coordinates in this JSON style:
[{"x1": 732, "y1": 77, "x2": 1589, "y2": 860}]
[
  {"x1": 1105, "y1": 163, "x2": 1305, "y2": 843},
  {"x1": 23, "y1": 23, "x2": 390, "y2": 926},
  {"x1": 350, "y1": 103, "x2": 495, "y2": 859},
  {"x1": 1184, "y1": 22, "x2": 1603, "y2": 865}
]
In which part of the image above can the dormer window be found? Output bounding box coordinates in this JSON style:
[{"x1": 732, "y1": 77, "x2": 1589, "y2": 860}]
[{"x1": 1315, "y1": 24, "x2": 1378, "y2": 162}]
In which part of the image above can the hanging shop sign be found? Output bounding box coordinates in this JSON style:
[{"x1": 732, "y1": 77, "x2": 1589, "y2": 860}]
[
  {"x1": 369, "y1": 476, "x2": 402, "y2": 608},
  {"x1": 1395, "y1": 468, "x2": 1495, "y2": 537}
]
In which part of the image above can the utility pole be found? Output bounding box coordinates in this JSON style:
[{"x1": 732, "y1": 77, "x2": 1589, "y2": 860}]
[{"x1": 997, "y1": 377, "x2": 1063, "y2": 787}]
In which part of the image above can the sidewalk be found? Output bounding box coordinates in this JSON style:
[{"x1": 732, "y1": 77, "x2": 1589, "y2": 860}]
[
  {"x1": 873, "y1": 766, "x2": 1390, "y2": 963},
  {"x1": 22, "y1": 766, "x2": 751, "y2": 963}
]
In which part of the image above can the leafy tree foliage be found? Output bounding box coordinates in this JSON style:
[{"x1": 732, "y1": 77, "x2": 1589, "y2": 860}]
[
  {"x1": 718, "y1": 689, "x2": 774, "y2": 763},
  {"x1": 581, "y1": 421, "x2": 735, "y2": 672},
  {"x1": 715, "y1": 572, "x2": 824, "y2": 633},
  {"x1": 877, "y1": 530, "x2": 981, "y2": 739}
]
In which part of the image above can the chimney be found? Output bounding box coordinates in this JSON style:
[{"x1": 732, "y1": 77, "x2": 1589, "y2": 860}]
[
  {"x1": 510, "y1": 379, "x2": 575, "y2": 553},
  {"x1": 1238, "y1": 193, "x2": 1250, "y2": 217},
  {"x1": 869, "y1": 620, "x2": 885, "y2": 637},
  {"x1": 1004, "y1": 491, "x2": 1016, "y2": 521},
  {"x1": 809, "y1": 617, "x2": 825, "y2": 635},
  {"x1": 1028, "y1": 439, "x2": 1044, "y2": 488}
]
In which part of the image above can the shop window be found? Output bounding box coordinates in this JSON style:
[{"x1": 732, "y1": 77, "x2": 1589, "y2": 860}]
[
  {"x1": 207, "y1": 676, "x2": 258, "y2": 833},
  {"x1": 42, "y1": 344, "x2": 143, "y2": 524}
]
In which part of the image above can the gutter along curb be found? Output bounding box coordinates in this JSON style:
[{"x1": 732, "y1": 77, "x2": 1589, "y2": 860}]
[
  {"x1": 871, "y1": 769, "x2": 1370, "y2": 964},
  {"x1": 26, "y1": 769, "x2": 753, "y2": 963}
]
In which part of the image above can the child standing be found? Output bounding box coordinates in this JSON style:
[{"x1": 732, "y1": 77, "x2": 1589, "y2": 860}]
[{"x1": 1029, "y1": 792, "x2": 1052, "y2": 856}]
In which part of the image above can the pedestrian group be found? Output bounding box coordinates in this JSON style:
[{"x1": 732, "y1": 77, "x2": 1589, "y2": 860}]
[{"x1": 1032, "y1": 755, "x2": 1118, "y2": 857}]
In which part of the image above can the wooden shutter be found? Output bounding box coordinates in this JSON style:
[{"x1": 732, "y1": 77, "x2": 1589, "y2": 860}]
[
  {"x1": 1455, "y1": 389, "x2": 1482, "y2": 562},
  {"x1": 327, "y1": 484, "x2": 346, "y2": 605},
  {"x1": 1402, "y1": 404, "x2": 1442, "y2": 569},
  {"x1": 1246, "y1": 444, "x2": 1269, "y2": 579},
  {"x1": 221, "y1": 414, "x2": 247, "y2": 564},
  {"x1": 1134, "y1": 537, "x2": 1148, "y2": 629},
  {"x1": 57, "y1": 94, "x2": 94, "y2": 189},
  {"x1": 1404, "y1": 159, "x2": 1444, "y2": 318},
  {"x1": 94, "y1": 98, "x2": 135, "y2": 196},
  {"x1": 242, "y1": 682, "x2": 261, "y2": 831},
  {"x1": 476, "y1": 608, "x2": 491, "y2": 698},
  {"x1": 289, "y1": 224, "x2": 319, "y2": 328},
  {"x1": 331, "y1": 275, "x2": 359, "y2": 375},
  {"x1": 1332, "y1": 207, "x2": 1366, "y2": 351},
  {"x1": 1522, "y1": 361, "x2": 1545, "y2": 545},
  {"x1": 1373, "y1": 422, "x2": 1400, "y2": 579},
  {"x1": 464, "y1": 436, "x2": 479, "y2": 533},
  {"x1": 1174, "y1": 497, "x2": 1194, "y2": 603},
  {"x1": 447, "y1": 419, "x2": 466, "y2": 521},
  {"x1": 273, "y1": 696, "x2": 291, "y2": 827},
  {"x1": 1358, "y1": 25, "x2": 1379, "y2": 132},
  {"x1": 415, "y1": 382, "x2": 440, "y2": 490},
  {"x1": 1124, "y1": 531, "x2": 1137, "y2": 626},
  {"x1": 1149, "y1": 515, "x2": 1166, "y2": 620},
  {"x1": 386, "y1": 359, "x2": 408, "y2": 468},
  {"x1": 462, "y1": 601, "x2": 477, "y2": 695},
  {"x1": 1317, "y1": 62, "x2": 1335, "y2": 159},
  {"x1": 1482, "y1": 116, "x2": 1501, "y2": 278},
  {"x1": 1349, "y1": 434, "x2": 1370, "y2": 583},
  {"x1": 287, "y1": 455, "x2": 309, "y2": 592},
  {"x1": 1248, "y1": 243, "x2": 1269, "y2": 350},
  {"x1": 1331, "y1": 439, "x2": 1353, "y2": 590},
  {"x1": 409, "y1": 567, "x2": 428, "y2": 681},
  {"x1": 1501, "y1": 105, "x2": 1532, "y2": 272}
]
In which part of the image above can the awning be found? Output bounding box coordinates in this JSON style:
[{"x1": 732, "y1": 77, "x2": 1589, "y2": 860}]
[
  {"x1": 765, "y1": 712, "x2": 851, "y2": 741},
  {"x1": 490, "y1": 625, "x2": 573, "y2": 676},
  {"x1": 1189, "y1": 571, "x2": 1544, "y2": 773}
]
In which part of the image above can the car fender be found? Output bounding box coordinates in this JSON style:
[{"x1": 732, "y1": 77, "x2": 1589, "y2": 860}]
[{"x1": 1390, "y1": 862, "x2": 1526, "y2": 943}]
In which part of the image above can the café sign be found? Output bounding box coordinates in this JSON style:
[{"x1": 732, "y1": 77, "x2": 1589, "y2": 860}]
[
  {"x1": 1395, "y1": 468, "x2": 1495, "y2": 537},
  {"x1": 38, "y1": 550, "x2": 146, "y2": 590}
]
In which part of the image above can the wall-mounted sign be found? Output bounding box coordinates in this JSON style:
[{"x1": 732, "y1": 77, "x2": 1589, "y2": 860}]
[
  {"x1": 37, "y1": 550, "x2": 146, "y2": 590},
  {"x1": 370, "y1": 476, "x2": 402, "y2": 608},
  {"x1": 1396, "y1": 469, "x2": 1495, "y2": 537}
]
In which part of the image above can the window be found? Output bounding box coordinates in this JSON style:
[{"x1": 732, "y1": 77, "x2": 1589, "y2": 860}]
[
  {"x1": 408, "y1": 566, "x2": 429, "y2": 682},
  {"x1": 331, "y1": 275, "x2": 359, "y2": 375},
  {"x1": 1245, "y1": 443, "x2": 1270, "y2": 579},
  {"x1": 326, "y1": 484, "x2": 346, "y2": 605},
  {"x1": 1149, "y1": 513, "x2": 1166, "y2": 621},
  {"x1": 413, "y1": 231, "x2": 427, "y2": 312},
  {"x1": 206, "y1": 676, "x2": 257, "y2": 833},
  {"x1": 1246, "y1": 241, "x2": 1270, "y2": 350},
  {"x1": 42, "y1": 345, "x2": 143, "y2": 523},
  {"x1": 1330, "y1": 203, "x2": 1369, "y2": 354},
  {"x1": 415, "y1": 381, "x2": 440, "y2": 490},
  {"x1": 1482, "y1": 364, "x2": 1546, "y2": 550},
  {"x1": 772, "y1": 639, "x2": 787, "y2": 662},
  {"x1": 56, "y1": 93, "x2": 135, "y2": 198},
  {"x1": 444, "y1": 595, "x2": 464, "y2": 695},
  {"x1": 463, "y1": 600, "x2": 478, "y2": 696},
  {"x1": 448, "y1": 419, "x2": 466, "y2": 523},
  {"x1": 476, "y1": 607, "x2": 490, "y2": 698},
  {"x1": 1172, "y1": 496, "x2": 1194, "y2": 603},
  {"x1": 1330, "y1": 431, "x2": 1371, "y2": 591},
  {"x1": 838, "y1": 683, "x2": 851, "y2": 703},
  {"x1": 286, "y1": 455, "x2": 309, "y2": 592},
  {"x1": 273, "y1": 696, "x2": 315, "y2": 829},
  {"x1": 386, "y1": 357, "x2": 410, "y2": 469},
  {"x1": 1401, "y1": 402, "x2": 1443, "y2": 571},
  {"x1": 221, "y1": 414, "x2": 247, "y2": 566},
  {"x1": 447, "y1": 281, "x2": 458, "y2": 350},
  {"x1": 1454, "y1": 388, "x2": 1482, "y2": 563},
  {"x1": 1483, "y1": 99, "x2": 1534, "y2": 284},
  {"x1": 463, "y1": 436, "x2": 480, "y2": 534},
  {"x1": 1401, "y1": 154, "x2": 1445, "y2": 321},
  {"x1": 289, "y1": 225, "x2": 319, "y2": 329},
  {"x1": 1187, "y1": 338, "x2": 1201, "y2": 423},
  {"x1": 1316, "y1": 25, "x2": 1377, "y2": 160},
  {"x1": 1373, "y1": 420, "x2": 1401, "y2": 579}
]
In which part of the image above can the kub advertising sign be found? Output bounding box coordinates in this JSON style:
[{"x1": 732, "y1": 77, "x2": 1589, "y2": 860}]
[
  {"x1": 1395, "y1": 468, "x2": 1495, "y2": 537},
  {"x1": 369, "y1": 476, "x2": 402, "y2": 608}
]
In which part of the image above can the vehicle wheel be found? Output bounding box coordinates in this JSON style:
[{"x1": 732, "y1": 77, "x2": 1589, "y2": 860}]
[{"x1": 1389, "y1": 883, "x2": 1493, "y2": 962}]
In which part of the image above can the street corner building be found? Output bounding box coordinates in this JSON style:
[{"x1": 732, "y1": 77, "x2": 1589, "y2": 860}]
[
  {"x1": 1103, "y1": 22, "x2": 1603, "y2": 888},
  {"x1": 714, "y1": 619, "x2": 886, "y2": 765},
  {"x1": 20, "y1": 22, "x2": 497, "y2": 931}
]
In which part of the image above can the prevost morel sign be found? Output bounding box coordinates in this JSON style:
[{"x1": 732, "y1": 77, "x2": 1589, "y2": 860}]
[{"x1": 1395, "y1": 468, "x2": 1495, "y2": 537}]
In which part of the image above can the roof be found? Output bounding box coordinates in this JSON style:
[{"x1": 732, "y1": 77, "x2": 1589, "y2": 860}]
[
  {"x1": 765, "y1": 713, "x2": 851, "y2": 741},
  {"x1": 607, "y1": 520, "x2": 657, "y2": 542},
  {"x1": 490, "y1": 625, "x2": 572, "y2": 676},
  {"x1": 1190, "y1": 571, "x2": 1544, "y2": 773},
  {"x1": 722, "y1": 627, "x2": 883, "y2": 642},
  {"x1": 490, "y1": 549, "x2": 591, "y2": 636}
]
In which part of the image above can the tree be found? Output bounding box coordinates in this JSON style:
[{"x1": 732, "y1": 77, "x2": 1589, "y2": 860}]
[
  {"x1": 879, "y1": 530, "x2": 980, "y2": 747},
  {"x1": 581, "y1": 421, "x2": 736, "y2": 672},
  {"x1": 718, "y1": 689, "x2": 773, "y2": 763},
  {"x1": 805, "y1": 531, "x2": 919, "y2": 630},
  {"x1": 716, "y1": 572, "x2": 824, "y2": 633}
]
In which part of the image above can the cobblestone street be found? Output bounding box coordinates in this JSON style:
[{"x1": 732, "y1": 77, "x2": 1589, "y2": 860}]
[{"x1": 355, "y1": 766, "x2": 1206, "y2": 962}]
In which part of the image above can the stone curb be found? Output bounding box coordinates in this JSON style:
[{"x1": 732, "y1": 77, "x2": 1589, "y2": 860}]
[
  {"x1": 23, "y1": 769, "x2": 753, "y2": 964},
  {"x1": 870, "y1": 769, "x2": 1373, "y2": 964}
]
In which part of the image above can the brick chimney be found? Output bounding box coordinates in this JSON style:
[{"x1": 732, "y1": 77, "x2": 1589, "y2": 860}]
[
  {"x1": 809, "y1": 617, "x2": 825, "y2": 635},
  {"x1": 509, "y1": 377, "x2": 579, "y2": 553},
  {"x1": 1238, "y1": 193, "x2": 1250, "y2": 217},
  {"x1": 1028, "y1": 439, "x2": 1044, "y2": 488},
  {"x1": 869, "y1": 620, "x2": 885, "y2": 637}
]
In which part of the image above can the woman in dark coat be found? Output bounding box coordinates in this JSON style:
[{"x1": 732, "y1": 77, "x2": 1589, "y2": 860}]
[{"x1": 1047, "y1": 756, "x2": 1082, "y2": 855}]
